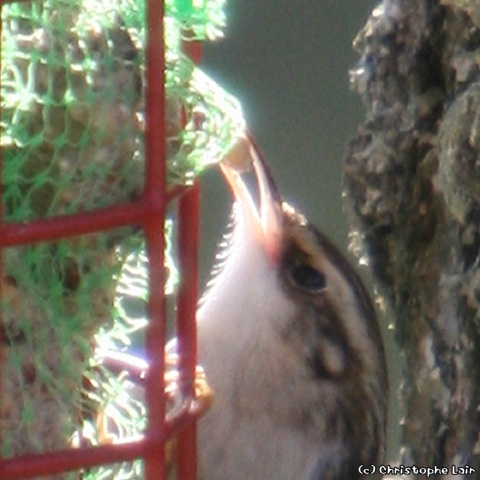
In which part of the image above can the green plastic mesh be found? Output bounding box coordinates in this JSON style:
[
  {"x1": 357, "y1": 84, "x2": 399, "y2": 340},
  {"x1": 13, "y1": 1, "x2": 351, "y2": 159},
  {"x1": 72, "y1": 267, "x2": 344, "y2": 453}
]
[
  {"x1": 167, "y1": 0, "x2": 227, "y2": 40},
  {"x1": 1, "y1": 0, "x2": 244, "y2": 221},
  {"x1": 2, "y1": 229, "x2": 140, "y2": 457},
  {"x1": 0, "y1": 0, "x2": 243, "y2": 477}
]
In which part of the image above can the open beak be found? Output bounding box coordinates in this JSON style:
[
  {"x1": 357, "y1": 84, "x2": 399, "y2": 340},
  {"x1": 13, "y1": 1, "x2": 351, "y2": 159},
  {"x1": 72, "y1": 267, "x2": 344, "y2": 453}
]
[{"x1": 220, "y1": 135, "x2": 283, "y2": 262}]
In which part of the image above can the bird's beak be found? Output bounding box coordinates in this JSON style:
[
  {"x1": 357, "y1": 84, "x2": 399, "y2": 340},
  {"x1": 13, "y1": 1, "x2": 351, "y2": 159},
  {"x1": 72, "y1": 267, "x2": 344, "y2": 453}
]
[{"x1": 220, "y1": 135, "x2": 283, "y2": 262}]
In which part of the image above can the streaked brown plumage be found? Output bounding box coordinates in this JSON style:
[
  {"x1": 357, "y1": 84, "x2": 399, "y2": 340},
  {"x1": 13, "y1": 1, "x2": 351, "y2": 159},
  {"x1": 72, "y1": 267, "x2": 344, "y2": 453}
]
[{"x1": 197, "y1": 137, "x2": 387, "y2": 480}]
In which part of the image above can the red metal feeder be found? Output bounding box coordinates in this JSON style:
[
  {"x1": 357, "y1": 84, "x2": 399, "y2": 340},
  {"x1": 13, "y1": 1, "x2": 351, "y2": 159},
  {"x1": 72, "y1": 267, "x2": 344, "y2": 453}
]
[{"x1": 0, "y1": 0, "x2": 201, "y2": 478}]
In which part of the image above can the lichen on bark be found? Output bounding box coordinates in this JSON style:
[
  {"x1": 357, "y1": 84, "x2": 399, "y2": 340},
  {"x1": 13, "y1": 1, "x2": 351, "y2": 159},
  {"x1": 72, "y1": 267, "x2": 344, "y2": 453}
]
[{"x1": 345, "y1": 0, "x2": 480, "y2": 473}]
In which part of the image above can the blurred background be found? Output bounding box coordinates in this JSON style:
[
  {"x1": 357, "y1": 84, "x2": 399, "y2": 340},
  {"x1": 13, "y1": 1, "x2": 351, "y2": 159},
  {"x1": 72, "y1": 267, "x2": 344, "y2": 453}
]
[{"x1": 199, "y1": 0, "x2": 377, "y2": 280}]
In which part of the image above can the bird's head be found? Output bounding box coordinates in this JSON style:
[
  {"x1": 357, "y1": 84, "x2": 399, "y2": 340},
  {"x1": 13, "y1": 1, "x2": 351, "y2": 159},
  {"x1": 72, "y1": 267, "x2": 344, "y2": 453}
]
[
  {"x1": 198, "y1": 136, "x2": 388, "y2": 479},
  {"x1": 215, "y1": 136, "x2": 385, "y2": 384}
]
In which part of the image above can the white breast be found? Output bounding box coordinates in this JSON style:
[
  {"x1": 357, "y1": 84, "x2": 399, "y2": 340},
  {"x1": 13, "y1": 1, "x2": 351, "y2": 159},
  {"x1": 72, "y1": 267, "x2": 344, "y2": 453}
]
[{"x1": 195, "y1": 211, "x2": 323, "y2": 480}]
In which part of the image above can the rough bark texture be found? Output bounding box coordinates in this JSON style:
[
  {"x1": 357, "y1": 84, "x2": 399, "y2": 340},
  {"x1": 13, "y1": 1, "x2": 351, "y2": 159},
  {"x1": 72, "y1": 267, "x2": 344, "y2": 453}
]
[{"x1": 344, "y1": 0, "x2": 480, "y2": 475}]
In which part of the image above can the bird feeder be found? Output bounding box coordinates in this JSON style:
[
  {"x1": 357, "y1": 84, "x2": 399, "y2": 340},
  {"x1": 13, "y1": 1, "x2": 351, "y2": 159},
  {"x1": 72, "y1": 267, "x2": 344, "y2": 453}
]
[{"x1": 0, "y1": 0, "x2": 243, "y2": 478}]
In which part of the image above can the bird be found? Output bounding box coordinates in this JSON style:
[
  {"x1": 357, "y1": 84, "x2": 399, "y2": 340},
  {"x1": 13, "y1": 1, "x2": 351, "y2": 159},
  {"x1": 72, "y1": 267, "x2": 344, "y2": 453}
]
[
  {"x1": 93, "y1": 136, "x2": 387, "y2": 479},
  {"x1": 195, "y1": 136, "x2": 388, "y2": 480}
]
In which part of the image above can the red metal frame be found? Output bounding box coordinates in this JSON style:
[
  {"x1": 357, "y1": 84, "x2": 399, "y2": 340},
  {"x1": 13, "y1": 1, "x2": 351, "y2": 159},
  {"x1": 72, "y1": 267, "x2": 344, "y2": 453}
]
[
  {"x1": 0, "y1": 0, "x2": 201, "y2": 478},
  {"x1": 175, "y1": 39, "x2": 202, "y2": 480}
]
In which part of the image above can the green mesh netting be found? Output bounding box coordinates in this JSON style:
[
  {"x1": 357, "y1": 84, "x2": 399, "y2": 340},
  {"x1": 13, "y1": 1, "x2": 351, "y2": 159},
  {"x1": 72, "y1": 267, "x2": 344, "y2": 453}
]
[
  {"x1": 0, "y1": 0, "x2": 243, "y2": 477},
  {"x1": 1, "y1": 0, "x2": 244, "y2": 221}
]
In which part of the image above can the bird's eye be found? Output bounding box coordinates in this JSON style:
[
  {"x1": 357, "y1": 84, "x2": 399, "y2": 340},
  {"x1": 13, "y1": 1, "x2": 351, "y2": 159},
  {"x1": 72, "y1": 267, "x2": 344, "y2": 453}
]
[{"x1": 288, "y1": 263, "x2": 326, "y2": 293}]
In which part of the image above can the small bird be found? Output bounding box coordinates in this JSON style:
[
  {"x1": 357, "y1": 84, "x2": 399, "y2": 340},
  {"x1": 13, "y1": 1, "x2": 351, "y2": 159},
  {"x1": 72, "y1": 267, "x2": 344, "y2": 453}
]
[
  {"x1": 196, "y1": 137, "x2": 388, "y2": 480},
  {"x1": 94, "y1": 137, "x2": 387, "y2": 479}
]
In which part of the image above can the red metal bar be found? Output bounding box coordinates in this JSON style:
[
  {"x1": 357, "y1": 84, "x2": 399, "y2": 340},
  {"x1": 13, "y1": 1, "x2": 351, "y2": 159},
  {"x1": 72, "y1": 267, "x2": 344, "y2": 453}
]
[
  {"x1": 143, "y1": 0, "x2": 168, "y2": 479},
  {"x1": 176, "y1": 182, "x2": 200, "y2": 480},
  {"x1": 182, "y1": 38, "x2": 202, "y2": 63},
  {"x1": 0, "y1": 0, "x2": 204, "y2": 478},
  {"x1": 0, "y1": 404, "x2": 200, "y2": 480},
  {"x1": 0, "y1": 186, "x2": 185, "y2": 249},
  {"x1": 175, "y1": 37, "x2": 203, "y2": 480},
  {"x1": 0, "y1": 440, "x2": 148, "y2": 479}
]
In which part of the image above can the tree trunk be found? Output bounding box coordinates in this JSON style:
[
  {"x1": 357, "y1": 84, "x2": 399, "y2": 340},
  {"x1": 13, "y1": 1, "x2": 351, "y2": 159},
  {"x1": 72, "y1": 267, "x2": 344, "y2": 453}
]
[{"x1": 344, "y1": 0, "x2": 480, "y2": 476}]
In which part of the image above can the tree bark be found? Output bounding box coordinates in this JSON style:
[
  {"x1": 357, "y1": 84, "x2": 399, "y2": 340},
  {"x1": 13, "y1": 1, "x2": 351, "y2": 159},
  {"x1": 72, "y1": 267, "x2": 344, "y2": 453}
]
[{"x1": 344, "y1": 0, "x2": 480, "y2": 476}]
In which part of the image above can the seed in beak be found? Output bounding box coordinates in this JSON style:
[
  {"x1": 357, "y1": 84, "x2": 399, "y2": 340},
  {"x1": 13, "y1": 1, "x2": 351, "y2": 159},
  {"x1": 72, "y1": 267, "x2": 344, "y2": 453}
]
[{"x1": 221, "y1": 136, "x2": 283, "y2": 262}]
